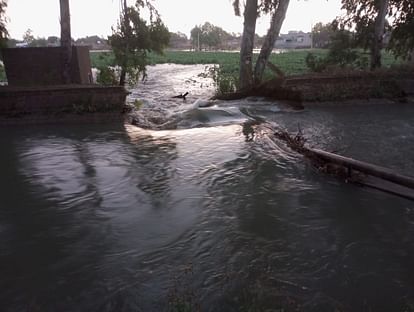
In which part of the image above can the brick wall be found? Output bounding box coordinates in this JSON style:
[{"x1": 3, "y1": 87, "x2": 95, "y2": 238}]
[
  {"x1": 0, "y1": 85, "x2": 128, "y2": 125},
  {"x1": 1, "y1": 46, "x2": 93, "y2": 86}
]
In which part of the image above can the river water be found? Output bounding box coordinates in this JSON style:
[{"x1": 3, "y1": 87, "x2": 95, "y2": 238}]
[{"x1": 0, "y1": 64, "x2": 413, "y2": 311}]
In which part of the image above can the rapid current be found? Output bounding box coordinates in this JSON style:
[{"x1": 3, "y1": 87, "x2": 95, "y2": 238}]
[{"x1": 0, "y1": 64, "x2": 413, "y2": 311}]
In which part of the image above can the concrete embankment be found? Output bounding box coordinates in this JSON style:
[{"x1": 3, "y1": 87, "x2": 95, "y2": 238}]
[{"x1": 0, "y1": 85, "x2": 128, "y2": 125}]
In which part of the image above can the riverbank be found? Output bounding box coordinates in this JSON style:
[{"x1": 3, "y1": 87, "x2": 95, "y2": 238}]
[
  {"x1": 88, "y1": 50, "x2": 412, "y2": 105},
  {"x1": 213, "y1": 66, "x2": 414, "y2": 108}
]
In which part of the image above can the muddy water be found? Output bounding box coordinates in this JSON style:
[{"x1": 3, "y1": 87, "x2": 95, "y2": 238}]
[{"x1": 0, "y1": 64, "x2": 413, "y2": 311}]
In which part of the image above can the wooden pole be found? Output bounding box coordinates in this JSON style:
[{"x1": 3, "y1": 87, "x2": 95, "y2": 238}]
[{"x1": 60, "y1": 0, "x2": 72, "y2": 84}]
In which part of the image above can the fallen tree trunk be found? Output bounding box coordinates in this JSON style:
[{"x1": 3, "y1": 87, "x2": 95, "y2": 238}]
[
  {"x1": 271, "y1": 125, "x2": 414, "y2": 200},
  {"x1": 306, "y1": 148, "x2": 414, "y2": 190}
]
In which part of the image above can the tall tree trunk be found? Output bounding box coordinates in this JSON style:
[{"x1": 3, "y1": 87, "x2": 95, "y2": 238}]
[
  {"x1": 119, "y1": 0, "x2": 129, "y2": 86},
  {"x1": 254, "y1": 0, "x2": 290, "y2": 85},
  {"x1": 238, "y1": 0, "x2": 258, "y2": 91},
  {"x1": 60, "y1": 0, "x2": 72, "y2": 84},
  {"x1": 371, "y1": 0, "x2": 389, "y2": 69}
]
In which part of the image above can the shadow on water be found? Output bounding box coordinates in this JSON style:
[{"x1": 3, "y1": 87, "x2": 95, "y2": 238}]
[{"x1": 0, "y1": 124, "x2": 190, "y2": 311}]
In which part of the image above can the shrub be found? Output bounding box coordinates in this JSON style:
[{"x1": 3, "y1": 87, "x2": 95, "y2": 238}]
[
  {"x1": 96, "y1": 66, "x2": 118, "y2": 85},
  {"x1": 306, "y1": 31, "x2": 369, "y2": 73},
  {"x1": 207, "y1": 65, "x2": 238, "y2": 94}
]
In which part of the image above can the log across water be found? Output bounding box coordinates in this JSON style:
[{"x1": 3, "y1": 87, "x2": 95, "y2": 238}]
[
  {"x1": 305, "y1": 148, "x2": 414, "y2": 200},
  {"x1": 307, "y1": 148, "x2": 414, "y2": 190},
  {"x1": 271, "y1": 126, "x2": 414, "y2": 200}
]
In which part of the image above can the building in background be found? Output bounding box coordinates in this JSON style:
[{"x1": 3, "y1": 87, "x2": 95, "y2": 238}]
[{"x1": 275, "y1": 31, "x2": 312, "y2": 49}]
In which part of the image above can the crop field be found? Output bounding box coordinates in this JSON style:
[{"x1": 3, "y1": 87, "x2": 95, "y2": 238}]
[
  {"x1": 90, "y1": 49, "x2": 331, "y2": 77},
  {"x1": 90, "y1": 49, "x2": 400, "y2": 76},
  {"x1": 0, "y1": 49, "x2": 402, "y2": 83}
]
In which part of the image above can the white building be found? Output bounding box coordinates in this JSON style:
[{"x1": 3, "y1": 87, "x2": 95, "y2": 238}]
[{"x1": 275, "y1": 31, "x2": 312, "y2": 49}]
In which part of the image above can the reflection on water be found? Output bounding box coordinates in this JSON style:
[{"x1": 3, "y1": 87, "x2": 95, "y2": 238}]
[
  {"x1": 0, "y1": 120, "x2": 413, "y2": 311},
  {"x1": 0, "y1": 65, "x2": 414, "y2": 311}
]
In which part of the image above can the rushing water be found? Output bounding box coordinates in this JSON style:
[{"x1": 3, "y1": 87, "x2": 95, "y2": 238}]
[{"x1": 1, "y1": 64, "x2": 414, "y2": 311}]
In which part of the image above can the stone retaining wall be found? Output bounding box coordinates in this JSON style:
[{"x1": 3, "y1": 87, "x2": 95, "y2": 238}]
[{"x1": 283, "y1": 74, "x2": 414, "y2": 102}]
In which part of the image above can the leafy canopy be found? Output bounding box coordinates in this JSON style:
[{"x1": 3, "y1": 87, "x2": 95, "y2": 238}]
[
  {"x1": 190, "y1": 22, "x2": 230, "y2": 50},
  {"x1": 109, "y1": 0, "x2": 169, "y2": 85},
  {"x1": 338, "y1": 0, "x2": 414, "y2": 59}
]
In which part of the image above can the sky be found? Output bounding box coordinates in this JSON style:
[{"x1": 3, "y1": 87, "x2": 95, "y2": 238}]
[{"x1": 6, "y1": 0, "x2": 343, "y2": 40}]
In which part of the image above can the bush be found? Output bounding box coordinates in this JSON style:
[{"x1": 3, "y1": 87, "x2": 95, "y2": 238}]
[
  {"x1": 306, "y1": 31, "x2": 369, "y2": 73},
  {"x1": 96, "y1": 66, "x2": 118, "y2": 85},
  {"x1": 207, "y1": 65, "x2": 238, "y2": 94},
  {"x1": 305, "y1": 53, "x2": 327, "y2": 72}
]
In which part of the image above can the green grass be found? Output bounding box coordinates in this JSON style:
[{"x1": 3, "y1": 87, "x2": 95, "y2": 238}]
[
  {"x1": 90, "y1": 49, "x2": 402, "y2": 77},
  {"x1": 90, "y1": 50, "x2": 328, "y2": 76}
]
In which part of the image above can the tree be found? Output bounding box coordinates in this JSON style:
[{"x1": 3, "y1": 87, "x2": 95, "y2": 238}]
[
  {"x1": 60, "y1": 0, "x2": 72, "y2": 83},
  {"x1": 109, "y1": 0, "x2": 170, "y2": 86},
  {"x1": 371, "y1": 0, "x2": 389, "y2": 69},
  {"x1": 311, "y1": 22, "x2": 335, "y2": 48},
  {"x1": 0, "y1": 0, "x2": 7, "y2": 50},
  {"x1": 338, "y1": 0, "x2": 414, "y2": 68},
  {"x1": 169, "y1": 32, "x2": 189, "y2": 49},
  {"x1": 388, "y1": 0, "x2": 414, "y2": 61},
  {"x1": 23, "y1": 29, "x2": 35, "y2": 45},
  {"x1": 254, "y1": 0, "x2": 290, "y2": 84},
  {"x1": 190, "y1": 22, "x2": 230, "y2": 50},
  {"x1": 233, "y1": 0, "x2": 291, "y2": 90},
  {"x1": 235, "y1": 0, "x2": 258, "y2": 89},
  {"x1": 190, "y1": 25, "x2": 202, "y2": 51}
]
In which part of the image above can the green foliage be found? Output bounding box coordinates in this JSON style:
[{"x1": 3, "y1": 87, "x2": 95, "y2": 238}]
[
  {"x1": 338, "y1": 0, "x2": 414, "y2": 60},
  {"x1": 90, "y1": 52, "x2": 116, "y2": 68},
  {"x1": 388, "y1": 1, "x2": 414, "y2": 60},
  {"x1": 190, "y1": 22, "x2": 230, "y2": 50},
  {"x1": 169, "y1": 32, "x2": 189, "y2": 49},
  {"x1": 96, "y1": 66, "x2": 118, "y2": 85},
  {"x1": 22, "y1": 29, "x2": 34, "y2": 45},
  {"x1": 305, "y1": 53, "x2": 327, "y2": 73},
  {"x1": 90, "y1": 49, "x2": 402, "y2": 84},
  {"x1": 306, "y1": 30, "x2": 370, "y2": 72},
  {"x1": 232, "y1": 0, "x2": 281, "y2": 16},
  {"x1": 311, "y1": 22, "x2": 335, "y2": 48},
  {"x1": 109, "y1": 2, "x2": 170, "y2": 85},
  {"x1": 326, "y1": 30, "x2": 361, "y2": 67},
  {"x1": 207, "y1": 65, "x2": 238, "y2": 94}
]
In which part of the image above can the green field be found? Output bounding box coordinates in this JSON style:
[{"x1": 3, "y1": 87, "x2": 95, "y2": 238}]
[
  {"x1": 90, "y1": 49, "x2": 401, "y2": 74},
  {"x1": 0, "y1": 49, "x2": 402, "y2": 84},
  {"x1": 90, "y1": 49, "x2": 331, "y2": 77}
]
